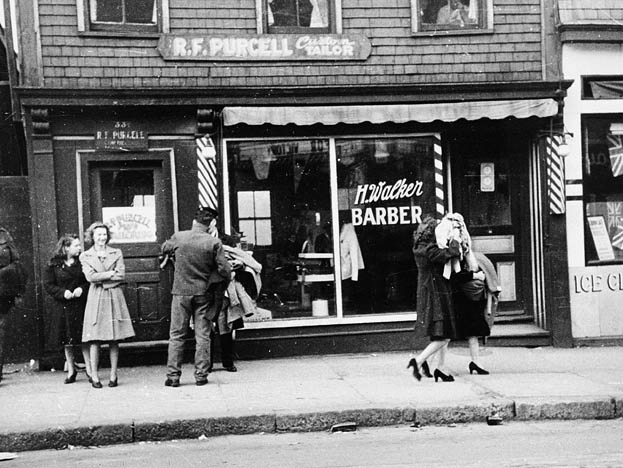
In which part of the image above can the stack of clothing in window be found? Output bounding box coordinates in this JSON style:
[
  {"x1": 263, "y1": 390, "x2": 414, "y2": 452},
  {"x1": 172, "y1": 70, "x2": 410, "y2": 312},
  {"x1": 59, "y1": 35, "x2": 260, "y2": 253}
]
[{"x1": 218, "y1": 233, "x2": 262, "y2": 333}]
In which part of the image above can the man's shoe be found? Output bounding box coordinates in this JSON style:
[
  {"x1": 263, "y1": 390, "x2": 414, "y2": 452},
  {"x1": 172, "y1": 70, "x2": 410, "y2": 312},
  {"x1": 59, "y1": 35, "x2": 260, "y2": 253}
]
[
  {"x1": 223, "y1": 365, "x2": 237, "y2": 372},
  {"x1": 195, "y1": 379, "x2": 208, "y2": 386},
  {"x1": 164, "y1": 378, "x2": 180, "y2": 388}
]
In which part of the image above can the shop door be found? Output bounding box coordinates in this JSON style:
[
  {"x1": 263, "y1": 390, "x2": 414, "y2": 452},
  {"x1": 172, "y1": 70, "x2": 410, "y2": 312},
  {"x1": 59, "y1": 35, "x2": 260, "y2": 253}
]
[
  {"x1": 451, "y1": 135, "x2": 531, "y2": 319},
  {"x1": 81, "y1": 152, "x2": 175, "y2": 341}
]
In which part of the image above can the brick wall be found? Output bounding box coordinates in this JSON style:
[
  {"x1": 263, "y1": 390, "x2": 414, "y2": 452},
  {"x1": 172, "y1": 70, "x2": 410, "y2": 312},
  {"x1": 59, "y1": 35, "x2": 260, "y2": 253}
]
[{"x1": 37, "y1": 0, "x2": 544, "y2": 88}]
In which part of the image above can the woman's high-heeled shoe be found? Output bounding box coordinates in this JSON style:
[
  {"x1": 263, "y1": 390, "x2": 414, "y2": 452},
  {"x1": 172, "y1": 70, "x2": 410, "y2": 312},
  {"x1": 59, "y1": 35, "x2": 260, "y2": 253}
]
[
  {"x1": 421, "y1": 361, "x2": 433, "y2": 379},
  {"x1": 469, "y1": 361, "x2": 489, "y2": 375},
  {"x1": 407, "y1": 358, "x2": 422, "y2": 381},
  {"x1": 91, "y1": 380, "x2": 103, "y2": 389},
  {"x1": 434, "y1": 369, "x2": 455, "y2": 382},
  {"x1": 108, "y1": 378, "x2": 118, "y2": 388},
  {"x1": 64, "y1": 371, "x2": 77, "y2": 384}
]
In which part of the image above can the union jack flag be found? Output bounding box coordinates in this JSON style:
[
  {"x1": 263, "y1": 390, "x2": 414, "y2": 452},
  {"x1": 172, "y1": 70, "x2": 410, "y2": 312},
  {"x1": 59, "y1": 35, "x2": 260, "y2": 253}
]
[
  {"x1": 613, "y1": 225, "x2": 623, "y2": 251},
  {"x1": 607, "y1": 202, "x2": 623, "y2": 230},
  {"x1": 607, "y1": 134, "x2": 623, "y2": 177}
]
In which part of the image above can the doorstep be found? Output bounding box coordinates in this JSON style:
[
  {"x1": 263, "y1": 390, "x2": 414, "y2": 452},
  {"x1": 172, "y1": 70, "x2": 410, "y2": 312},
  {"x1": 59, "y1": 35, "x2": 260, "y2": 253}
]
[{"x1": 487, "y1": 323, "x2": 551, "y2": 347}]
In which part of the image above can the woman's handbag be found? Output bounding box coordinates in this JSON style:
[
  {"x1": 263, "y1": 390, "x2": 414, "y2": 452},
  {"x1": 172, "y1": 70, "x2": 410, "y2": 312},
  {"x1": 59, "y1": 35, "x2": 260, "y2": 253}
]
[{"x1": 460, "y1": 277, "x2": 485, "y2": 302}]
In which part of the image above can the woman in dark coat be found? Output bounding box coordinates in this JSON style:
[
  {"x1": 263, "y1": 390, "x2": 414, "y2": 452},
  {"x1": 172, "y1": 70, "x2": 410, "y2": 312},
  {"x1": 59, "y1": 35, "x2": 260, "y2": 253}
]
[
  {"x1": 451, "y1": 214, "x2": 500, "y2": 376},
  {"x1": 452, "y1": 260, "x2": 490, "y2": 375},
  {"x1": 407, "y1": 216, "x2": 461, "y2": 382},
  {"x1": 44, "y1": 234, "x2": 91, "y2": 384}
]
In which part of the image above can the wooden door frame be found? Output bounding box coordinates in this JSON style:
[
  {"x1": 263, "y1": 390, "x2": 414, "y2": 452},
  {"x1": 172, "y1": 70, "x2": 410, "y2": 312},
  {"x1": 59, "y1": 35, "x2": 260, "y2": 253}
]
[
  {"x1": 75, "y1": 148, "x2": 179, "y2": 242},
  {"x1": 76, "y1": 148, "x2": 180, "y2": 341},
  {"x1": 447, "y1": 130, "x2": 533, "y2": 318}
]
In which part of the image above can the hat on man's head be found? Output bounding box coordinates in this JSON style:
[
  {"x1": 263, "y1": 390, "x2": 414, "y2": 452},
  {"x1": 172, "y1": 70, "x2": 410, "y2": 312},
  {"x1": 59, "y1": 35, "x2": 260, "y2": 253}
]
[{"x1": 195, "y1": 206, "x2": 219, "y2": 225}]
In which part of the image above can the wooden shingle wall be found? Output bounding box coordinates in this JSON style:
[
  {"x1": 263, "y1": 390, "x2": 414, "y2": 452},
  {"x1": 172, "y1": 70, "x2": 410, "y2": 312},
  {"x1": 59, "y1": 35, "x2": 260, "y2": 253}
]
[
  {"x1": 37, "y1": 0, "x2": 544, "y2": 88},
  {"x1": 558, "y1": 0, "x2": 623, "y2": 25}
]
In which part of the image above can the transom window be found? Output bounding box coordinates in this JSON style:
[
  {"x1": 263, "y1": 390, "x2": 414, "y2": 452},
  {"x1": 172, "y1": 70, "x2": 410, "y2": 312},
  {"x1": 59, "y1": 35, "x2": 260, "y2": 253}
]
[
  {"x1": 86, "y1": 0, "x2": 161, "y2": 33},
  {"x1": 265, "y1": 0, "x2": 333, "y2": 33},
  {"x1": 411, "y1": 0, "x2": 492, "y2": 34}
]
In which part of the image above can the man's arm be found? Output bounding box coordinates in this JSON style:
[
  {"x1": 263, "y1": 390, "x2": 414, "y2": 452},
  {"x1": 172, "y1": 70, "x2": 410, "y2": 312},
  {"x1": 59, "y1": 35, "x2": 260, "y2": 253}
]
[{"x1": 214, "y1": 242, "x2": 232, "y2": 279}]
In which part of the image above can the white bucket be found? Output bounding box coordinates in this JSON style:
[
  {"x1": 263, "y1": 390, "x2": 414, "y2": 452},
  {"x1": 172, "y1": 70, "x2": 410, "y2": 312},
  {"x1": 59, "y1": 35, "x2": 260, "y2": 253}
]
[{"x1": 311, "y1": 299, "x2": 329, "y2": 317}]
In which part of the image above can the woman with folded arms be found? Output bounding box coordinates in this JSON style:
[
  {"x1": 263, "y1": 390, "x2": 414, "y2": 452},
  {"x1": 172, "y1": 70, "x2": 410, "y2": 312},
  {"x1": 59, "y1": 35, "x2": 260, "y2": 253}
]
[{"x1": 80, "y1": 222, "x2": 135, "y2": 389}]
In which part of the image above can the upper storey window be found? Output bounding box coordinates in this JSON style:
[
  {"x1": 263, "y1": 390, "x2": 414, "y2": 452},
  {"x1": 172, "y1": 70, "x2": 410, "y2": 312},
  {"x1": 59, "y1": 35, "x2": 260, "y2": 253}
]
[
  {"x1": 265, "y1": 0, "x2": 333, "y2": 33},
  {"x1": 86, "y1": 0, "x2": 161, "y2": 33},
  {"x1": 412, "y1": 0, "x2": 493, "y2": 34}
]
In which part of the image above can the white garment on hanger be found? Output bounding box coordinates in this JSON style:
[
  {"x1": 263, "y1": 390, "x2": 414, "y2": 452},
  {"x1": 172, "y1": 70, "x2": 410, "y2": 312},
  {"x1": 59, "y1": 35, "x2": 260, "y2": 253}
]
[{"x1": 340, "y1": 223, "x2": 365, "y2": 281}]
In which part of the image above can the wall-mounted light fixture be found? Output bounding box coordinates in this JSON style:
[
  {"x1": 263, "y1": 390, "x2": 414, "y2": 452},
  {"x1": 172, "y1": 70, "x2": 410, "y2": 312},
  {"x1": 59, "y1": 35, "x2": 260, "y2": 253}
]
[
  {"x1": 538, "y1": 129, "x2": 574, "y2": 158},
  {"x1": 556, "y1": 131, "x2": 574, "y2": 158}
]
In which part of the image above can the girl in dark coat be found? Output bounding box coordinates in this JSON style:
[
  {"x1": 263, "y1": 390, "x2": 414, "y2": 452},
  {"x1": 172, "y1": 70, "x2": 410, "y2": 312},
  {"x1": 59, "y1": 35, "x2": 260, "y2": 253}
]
[
  {"x1": 44, "y1": 234, "x2": 91, "y2": 384},
  {"x1": 407, "y1": 216, "x2": 461, "y2": 382}
]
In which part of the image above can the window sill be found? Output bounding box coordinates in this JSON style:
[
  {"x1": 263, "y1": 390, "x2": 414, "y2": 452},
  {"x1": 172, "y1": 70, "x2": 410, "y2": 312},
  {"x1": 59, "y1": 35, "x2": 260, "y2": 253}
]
[
  {"x1": 78, "y1": 30, "x2": 161, "y2": 39},
  {"x1": 411, "y1": 28, "x2": 494, "y2": 37},
  {"x1": 586, "y1": 260, "x2": 623, "y2": 267}
]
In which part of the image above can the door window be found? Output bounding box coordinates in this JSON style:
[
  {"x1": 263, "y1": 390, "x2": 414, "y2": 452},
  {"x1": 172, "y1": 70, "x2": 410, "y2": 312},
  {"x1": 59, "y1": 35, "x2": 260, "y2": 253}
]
[
  {"x1": 99, "y1": 167, "x2": 157, "y2": 244},
  {"x1": 460, "y1": 159, "x2": 512, "y2": 229}
]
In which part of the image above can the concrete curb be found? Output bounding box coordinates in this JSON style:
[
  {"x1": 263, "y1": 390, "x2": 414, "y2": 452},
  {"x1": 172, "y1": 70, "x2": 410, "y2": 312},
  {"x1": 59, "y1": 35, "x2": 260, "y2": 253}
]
[{"x1": 1, "y1": 397, "x2": 620, "y2": 452}]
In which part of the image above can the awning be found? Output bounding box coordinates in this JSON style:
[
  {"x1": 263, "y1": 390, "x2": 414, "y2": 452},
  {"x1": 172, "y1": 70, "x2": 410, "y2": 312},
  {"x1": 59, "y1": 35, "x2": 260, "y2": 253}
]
[{"x1": 222, "y1": 98, "x2": 558, "y2": 126}]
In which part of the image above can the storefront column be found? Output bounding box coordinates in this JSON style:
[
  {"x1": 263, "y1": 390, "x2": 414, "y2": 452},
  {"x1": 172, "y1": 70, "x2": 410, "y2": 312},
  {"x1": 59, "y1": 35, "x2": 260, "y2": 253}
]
[
  {"x1": 540, "y1": 136, "x2": 573, "y2": 347},
  {"x1": 27, "y1": 107, "x2": 60, "y2": 356}
]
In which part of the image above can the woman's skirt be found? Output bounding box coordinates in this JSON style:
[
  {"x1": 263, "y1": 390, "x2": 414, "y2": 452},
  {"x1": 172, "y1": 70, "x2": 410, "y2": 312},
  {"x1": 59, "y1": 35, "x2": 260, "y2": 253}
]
[{"x1": 82, "y1": 286, "x2": 135, "y2": 342}]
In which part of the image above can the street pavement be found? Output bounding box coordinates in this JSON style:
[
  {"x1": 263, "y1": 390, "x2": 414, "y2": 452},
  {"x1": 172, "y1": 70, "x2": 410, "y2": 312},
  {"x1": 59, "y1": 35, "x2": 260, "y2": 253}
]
[
  {"x1": 6, "y1": 420, "x2": 623, "y2": 468},
  {"x1": 1, "y1": 345, "x2": 623, "y2": 452}
]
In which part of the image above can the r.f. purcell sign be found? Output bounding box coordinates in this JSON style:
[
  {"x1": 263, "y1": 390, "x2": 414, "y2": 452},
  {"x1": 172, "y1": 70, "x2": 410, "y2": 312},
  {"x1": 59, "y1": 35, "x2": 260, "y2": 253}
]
[{"x1": 157, "y1": 34, "x2": 371, "y2": 61}]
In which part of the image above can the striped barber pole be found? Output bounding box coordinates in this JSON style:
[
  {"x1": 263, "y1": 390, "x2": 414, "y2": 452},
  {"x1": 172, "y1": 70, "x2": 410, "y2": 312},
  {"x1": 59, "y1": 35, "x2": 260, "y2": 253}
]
[
  {"x1": 433, "y1": 135, "x2": 445, "y2": 218},
  {"x1": 196, "y1": 135, "x2": 218, "y2": 210},
  {"x1": 545, "y1": 135, "x2": 566, "y2": 215}
]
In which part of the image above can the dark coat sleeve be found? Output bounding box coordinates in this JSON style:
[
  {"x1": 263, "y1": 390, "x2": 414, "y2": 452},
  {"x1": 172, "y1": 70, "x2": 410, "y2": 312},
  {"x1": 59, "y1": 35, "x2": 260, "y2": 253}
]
[
  {"x1": 452, "y1": 269, "x2": 474, "y2": 285},
  {"x1": 161, "y1": 235, "x2": 177, "y2": 256},
  {"x1": 74, "y1": 261, "x2": 90, "y2": 292},
  {"x1": 424, "y1": 239, "x2": 461, "y2": 264},
  {"x1": 43, "y1": 265, "x2": 67, "y2": 301}
]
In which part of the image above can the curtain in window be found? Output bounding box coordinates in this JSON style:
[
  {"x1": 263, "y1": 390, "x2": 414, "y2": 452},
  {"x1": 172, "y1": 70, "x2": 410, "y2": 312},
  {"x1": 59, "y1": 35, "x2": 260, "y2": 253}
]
[
  {"x1": 591, "y1": 81, "x2": 623, "y2": 100},
  {"x1": 468, "y1": 0, "x2": 478, "y2": 22}
]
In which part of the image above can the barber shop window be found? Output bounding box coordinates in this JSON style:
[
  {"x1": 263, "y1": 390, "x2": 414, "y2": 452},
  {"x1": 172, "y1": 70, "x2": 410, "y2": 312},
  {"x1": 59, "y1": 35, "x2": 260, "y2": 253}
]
[
  {"x1": 411, "y1": 0, "x2": 492, "y2": 33},
  {"x1": 583, "y1": 115, "x2": 623, "y2": 265},
  {"x1": 264, "y1": 0, "x2": 333, "y2": 33},
  {"x1": 336, "y1": 137, "x2": 437, "y2": 315},
  {"x1": 85, "y1": 0, "x2": 161, "y2": 33},
  {"x1": 228, "y1": 139, "x2": 336, "y2": 320}
]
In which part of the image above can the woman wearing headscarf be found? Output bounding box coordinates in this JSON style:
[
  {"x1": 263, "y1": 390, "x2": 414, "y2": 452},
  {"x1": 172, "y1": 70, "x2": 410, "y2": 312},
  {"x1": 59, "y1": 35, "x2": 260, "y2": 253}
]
[
  {"x1": 407, "y1": 215, "x2": 461, "y2": 382},
  {"x1": 450, "y1": 217, "x2": 501, "y2": 375}
]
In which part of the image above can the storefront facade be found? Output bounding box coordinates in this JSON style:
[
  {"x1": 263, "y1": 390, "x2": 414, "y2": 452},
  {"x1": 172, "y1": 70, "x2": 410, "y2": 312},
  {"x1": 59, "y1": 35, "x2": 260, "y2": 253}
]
[
  {"x1": 217, "y1": 99, "x2": 570, "y2": 357},
  {"x1": 559, "y1": 4, "x2": 623, "y2": 345},
  {"x1": 12, "y1": 0, "x2": 573, "y2": 362}
]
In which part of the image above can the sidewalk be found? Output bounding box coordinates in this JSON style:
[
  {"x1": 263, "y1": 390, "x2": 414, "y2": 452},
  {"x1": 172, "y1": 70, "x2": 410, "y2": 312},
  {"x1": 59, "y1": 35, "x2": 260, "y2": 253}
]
[{"x1": 2, "y1": 346, "x2": 623, "y2": 452}]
